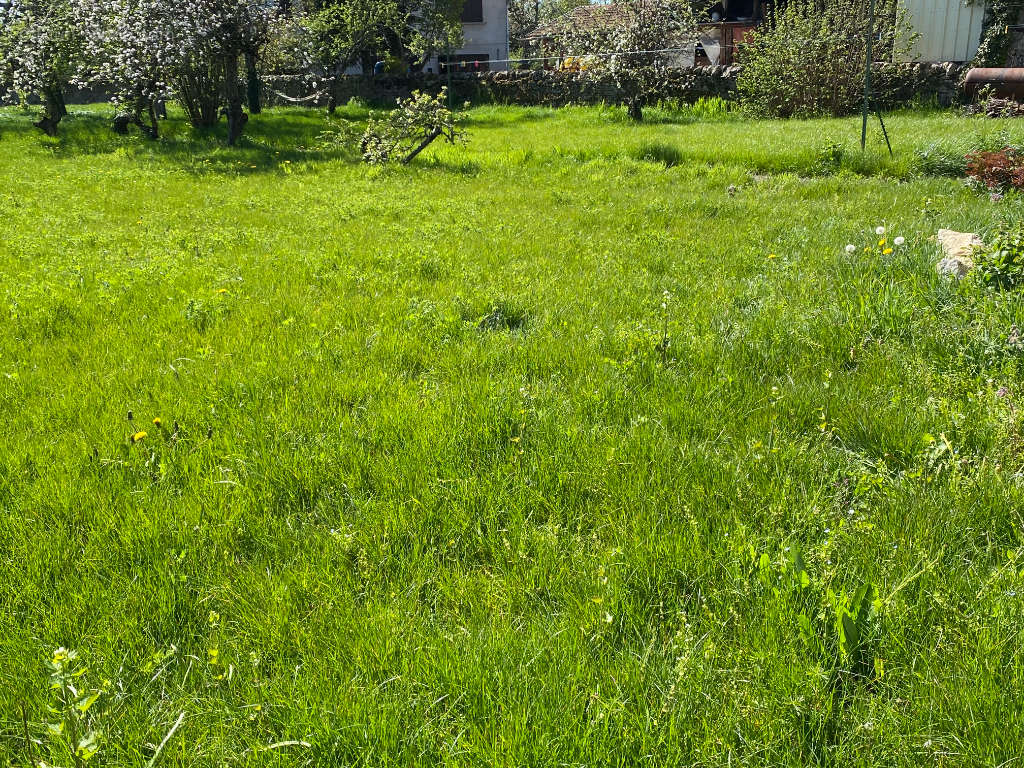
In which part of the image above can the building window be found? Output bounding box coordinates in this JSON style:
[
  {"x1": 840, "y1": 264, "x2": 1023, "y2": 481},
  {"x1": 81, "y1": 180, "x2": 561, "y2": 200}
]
[
  {"x1": 461, "y1": 0, "x2": 483, "y2": 23},
  {"x1": 440, "y1": 54, "x2": 491, "y2": 73}
]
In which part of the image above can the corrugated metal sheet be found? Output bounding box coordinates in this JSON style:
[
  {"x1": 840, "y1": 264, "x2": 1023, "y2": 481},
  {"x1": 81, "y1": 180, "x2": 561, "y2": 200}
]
[{"x1": 900, "y1": 0, "x2": 986, "y2": 62}]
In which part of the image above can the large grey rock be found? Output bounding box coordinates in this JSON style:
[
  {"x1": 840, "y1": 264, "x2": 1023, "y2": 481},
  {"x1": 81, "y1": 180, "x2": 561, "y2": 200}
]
[{"x1": 936, "y1": 229, "x2": 982, "y2": 278}]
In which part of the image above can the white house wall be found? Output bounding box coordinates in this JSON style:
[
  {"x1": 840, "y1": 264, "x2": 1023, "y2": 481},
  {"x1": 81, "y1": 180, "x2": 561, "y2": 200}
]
[
  {"x1": 429, "y1": 0, "x2": 510, "y2": 72},
  {"x1": 900, "y1": 0, "x2": 986, "y2": 62}
]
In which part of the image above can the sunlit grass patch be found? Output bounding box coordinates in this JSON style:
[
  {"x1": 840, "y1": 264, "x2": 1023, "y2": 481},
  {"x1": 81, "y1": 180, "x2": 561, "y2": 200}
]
[{"x1": 1, "y1": 104, "x2": 1024, "y2": 766}]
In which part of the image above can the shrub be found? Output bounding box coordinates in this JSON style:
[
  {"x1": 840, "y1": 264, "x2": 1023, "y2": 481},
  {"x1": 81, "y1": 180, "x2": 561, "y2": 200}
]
[
  {"x1": 966, "y1": 147, "x2": 1024, "y2": 191},
  {"x1": 737, "y1": 0, "x2": 910, "y2": 118},
  {"x1": 814, "y1": 139, "x2": 846, "y2": 172},
  {"x1": 975, "y1": 224, "x2": 1024, "y2": 290}
]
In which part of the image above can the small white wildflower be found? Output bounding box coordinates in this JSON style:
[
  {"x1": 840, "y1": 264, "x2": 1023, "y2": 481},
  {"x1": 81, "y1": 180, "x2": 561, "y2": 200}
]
[
  {"x1": 845, "y1": 244, "x2": 856, "y2": 254},
  {"x1": 894, "y1": 236, "x2": 905, "y2": 246},
  {"x1": 875, "y1": 226, "x2": 886, "y2": 235}
]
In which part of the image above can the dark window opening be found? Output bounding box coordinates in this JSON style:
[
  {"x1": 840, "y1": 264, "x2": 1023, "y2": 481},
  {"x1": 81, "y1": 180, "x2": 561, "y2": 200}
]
[{"x1": 461, "y1": 0, "x2": 484, "y2": 23}]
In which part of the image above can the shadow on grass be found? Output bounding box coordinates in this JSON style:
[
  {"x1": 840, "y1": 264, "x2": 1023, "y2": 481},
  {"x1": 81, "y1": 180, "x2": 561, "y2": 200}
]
[
  {"x1": 415, "y1": 155, "x2": 483, "y2": 175},
  {"x1": 591, "y1": 99, "x2": 740, "y2": 126},
  {"x1": 0, "y1": 105, "x2": 366, "y2": 175},
  {"x1": 461, "y1": 106, "x2": 562, "y2": 128}
]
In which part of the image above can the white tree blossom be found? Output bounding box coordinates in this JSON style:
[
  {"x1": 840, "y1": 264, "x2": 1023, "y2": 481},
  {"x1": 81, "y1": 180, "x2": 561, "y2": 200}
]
[
  {"x1": 1, "y1": 0, "x2": 83, "y2": 134},
  {"x1": 560, "y1": 0, "x2": 698, "y2": 121},
  {"x1": 73, "y1": 0, "x2": 273, "y2": 142},
  {"x1": 74, "y1": 0, "x2": 183, "y2": 135}
]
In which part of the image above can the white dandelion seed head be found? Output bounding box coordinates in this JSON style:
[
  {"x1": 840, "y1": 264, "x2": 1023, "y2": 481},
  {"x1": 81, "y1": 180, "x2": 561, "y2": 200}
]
[
  {"x1": 845, "y1": 244, "x2": 856, "y2": 253},
  {"x1": 875, "y1": 226, "x2": 886, "y2": 235},
  {"x1": 894, "y1": 236, "x2": 905, "y2": 246}
]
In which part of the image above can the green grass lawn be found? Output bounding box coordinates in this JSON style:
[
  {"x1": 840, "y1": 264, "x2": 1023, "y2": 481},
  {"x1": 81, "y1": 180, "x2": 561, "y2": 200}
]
[{"x1": 1, "y1": 103, "x2": 1024, "y2": 766}]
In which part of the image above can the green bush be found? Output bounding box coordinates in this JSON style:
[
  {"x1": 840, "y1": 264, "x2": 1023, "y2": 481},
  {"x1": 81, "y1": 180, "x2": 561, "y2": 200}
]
[
  {"x1": 737, "y1": 0, "x2": 909, "y2": 118},
  {"x1": 976, "y1": 224, "x2": 1024, "y2": 290}
]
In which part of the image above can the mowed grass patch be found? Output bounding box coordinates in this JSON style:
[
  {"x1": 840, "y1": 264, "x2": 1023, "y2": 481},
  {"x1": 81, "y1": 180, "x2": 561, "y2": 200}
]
[{"x1": 0, "y1": 104, "x2": 1023, "y2": 766}]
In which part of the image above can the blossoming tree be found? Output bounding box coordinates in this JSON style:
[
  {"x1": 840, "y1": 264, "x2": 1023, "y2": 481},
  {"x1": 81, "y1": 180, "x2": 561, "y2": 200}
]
[
  {"x1": 74, "y1": 0, "x2": 272, "y2": 143},
  {"x1": 74, "y1": 0, "x2": 181, "y2": 137},
  {"x1": 0, "y1": 0, "x2": 83, "y2": 135},
  {"x1": 559, "y1": 0, "x2": 698, "y2": 122}
]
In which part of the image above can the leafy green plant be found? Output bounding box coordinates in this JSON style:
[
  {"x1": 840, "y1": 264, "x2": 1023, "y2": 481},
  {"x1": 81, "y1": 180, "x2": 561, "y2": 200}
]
[
  {"x1": 32, "y1": 648, "x2": 109, "y2": 767},
  {"x1": 832, "y1": 582, "x2": 880, "y2": 681},
  {"x1": 971, "y1": 0, "x2": 1024, "y2": 67},
  {"x1": 975, "y1": 224, "x2": 1024, "y2": 290},
  {"x1": 815, "y1": 139, "x2": 846, "y2": 172}
]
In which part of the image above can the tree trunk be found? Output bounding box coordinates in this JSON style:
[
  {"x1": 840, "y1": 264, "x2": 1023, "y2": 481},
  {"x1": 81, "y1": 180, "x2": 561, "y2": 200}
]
[
  {"x1": 145, "y1": 99, "x2": 159, "y2": 139},
  {"x1": 245, "y1": 51, "x2": 262, "y2": 114},
  {"x1": 401, "y1": 129, "x2": 442, "y2": 165},
  {"x1": 178, "y1": 65, "x2": 223, "y2": 128},
  {"x1": 327, "y1": 80, "x2": 338, "y2": 114},
  {"x1": 627, "y1": 98, "x2": 644, "y2": 122},
  {"x1": 327, "y1": 59, "x2": 346, "y2": 114},
  {"x1": 223, "y1": 52, "x2": 247, "y2": 146},
  {"x1": 33, "y1": 85, "x2": 64, "y2": 136},
  {"x1": 54, "y1": 87, "x2": 68, "y2": 119}
]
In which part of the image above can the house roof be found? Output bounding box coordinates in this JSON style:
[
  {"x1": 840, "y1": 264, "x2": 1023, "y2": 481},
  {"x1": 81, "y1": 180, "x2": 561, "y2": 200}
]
[{"x1": 523, "y1": 3, "x2": 635, "y2": 42}]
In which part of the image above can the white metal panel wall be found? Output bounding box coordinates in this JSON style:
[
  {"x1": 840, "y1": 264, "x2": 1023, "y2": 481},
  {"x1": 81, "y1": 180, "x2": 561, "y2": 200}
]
[{"x1": 900, "y1": 0, "x2": 986, "y2": 62}]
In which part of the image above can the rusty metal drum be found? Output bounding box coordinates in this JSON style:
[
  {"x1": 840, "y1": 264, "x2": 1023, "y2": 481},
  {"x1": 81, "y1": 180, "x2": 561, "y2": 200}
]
[{"x1": 964, "y1": 68, "x2": 1024, "y2": 100}]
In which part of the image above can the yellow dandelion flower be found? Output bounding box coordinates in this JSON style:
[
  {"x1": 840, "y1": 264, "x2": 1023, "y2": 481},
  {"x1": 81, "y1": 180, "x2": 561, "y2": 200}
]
[
  {"x1": 131, "y1": 431, "x2": 147, "y2": 443},
  {"x1": 878, "y1": 238, "x2": 887, "y2": 246},
  {"x1": 217, "y1": 288, "x2": 228, "y2": 295},
  {"x1": 883, "y1": 248, "x2": 893, "y2": 255},
  {"x1": 767, "y1": 253, "x2": 778, "y2": 260},
  {"x1": 152, "y1": 417, "x2": 162, "y2": 428}
]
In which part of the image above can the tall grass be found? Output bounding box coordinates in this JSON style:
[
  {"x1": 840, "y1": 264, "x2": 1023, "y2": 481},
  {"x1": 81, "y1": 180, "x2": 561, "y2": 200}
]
[{"x1": 0, "y1": 104, "x2": 1023, "y2": 766}]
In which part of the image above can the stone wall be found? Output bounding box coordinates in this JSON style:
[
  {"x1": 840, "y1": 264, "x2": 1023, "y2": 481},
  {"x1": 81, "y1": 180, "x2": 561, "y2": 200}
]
[
  {"x1": 872, "y1": 62, "x2": 969, "y2": 108},
  {"x1": 263, "y1": 62, "x2": 968, "y2": 111},
  {"x1": 42, "y1": 61, "x2": 967, "y2": 112},
  {"x1": 263, "y1": 67, "x2": 741, "y2": 109}
]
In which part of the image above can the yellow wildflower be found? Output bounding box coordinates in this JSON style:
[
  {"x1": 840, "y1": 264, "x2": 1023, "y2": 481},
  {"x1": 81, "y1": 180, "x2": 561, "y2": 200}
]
[
  {"x1": 131, "y1": 431, "x2": 147, "y2": 443},
  {"x1": 878, "y1": 238, "x2": 887, "y2": 246},
  {"x1": 217, "y1": 288, "x2": 228, "y2": 295},
  {"x1": 883, "y1": 248, "x2": 893, "y2": 255},
  {"x1": 152, "y1": 417, "x2": 162, "y2": 428}
]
